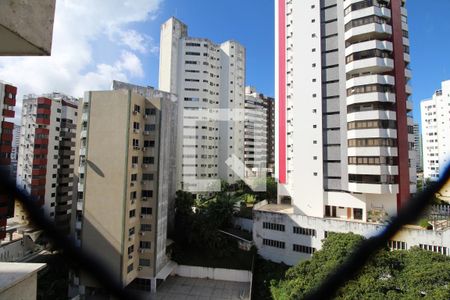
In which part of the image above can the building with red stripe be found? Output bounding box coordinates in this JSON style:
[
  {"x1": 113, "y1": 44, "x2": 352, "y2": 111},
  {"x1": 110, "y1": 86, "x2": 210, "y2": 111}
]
[
  {"x1": 16, "y1": 93, "x2": 78, "y2": 234},
  {"x1": 0, "y1": 82, "x2": 17, "y2": 240}
]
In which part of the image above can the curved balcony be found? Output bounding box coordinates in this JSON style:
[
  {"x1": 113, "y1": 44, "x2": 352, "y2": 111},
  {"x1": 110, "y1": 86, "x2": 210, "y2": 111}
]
[
  {"x1": 346, "y1": 57, "x2": 394, "y2": 76},
  {"x1": 406, "y1": 100, "x2": 413, "y2": 112},
  {"x1": 347, "y1": 110, "x2": 397, "y2": 122},
  {"x1": 404, "y1": 53, "x2": 411, "y2": 63},
  {"x1": 347, "y1": 92, "x2": 396, "y2": 105},
  {"x1": 348, "y1": 165, "x2": 399, "y2": 176},
  {"x1": 345, "y1": 23, "x2": 392, "y2": 44},
  {"x1": 405, "y1": 68, "x2": 412, "y2": 80},
  {"x1": 403, "y1": 37, "x2": 410, "y2": 47},
  {"x1": 406, "y1": 84, "x2": 412, "y2": 95},
  {"x1": 344, "y1": 6, "x2": 391, "y2": 26},
  {"x1": 347, "y1": 128, "x2": 397, "y2": 139},
  {"x1": 348, "y1": 182, "x2": 398, "y2": 194},
  {"x1": 345, "y1": 40, "x2": 393, "y2": 57},
  {"x1": 347, "y1": 146, "x2": 398, "y2": 157},
  {"x1": 346, "y1": 74, "x2": 395, "y2": 88}
]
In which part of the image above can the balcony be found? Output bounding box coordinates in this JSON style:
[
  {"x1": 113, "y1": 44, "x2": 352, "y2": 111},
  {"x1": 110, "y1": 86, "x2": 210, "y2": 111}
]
[
  {"x1": 344, "y1": 6, "x2": 391, "y2": 25},
  {"x1": 404, "y1": 53, "x2": 411, "y2": 63},
  {"x1": 345, "y1": 40, "x2": 392, "y2": 57},
  {"x1": 347, "y1": 146, "x2": 398, "y2": 158},
  {"x1": 347, "y1": 128, "x2": 397, "y2": 139},
  {"x1": 347, "y1": 110, "x2": 397, "y2": 122},
  {"x1": 348, "y1": 182, "x2": 398, "y2": 194},
  {"x1": 348, "y1": 165, "x2": 399, "y2": 176},
  {"x1": 4, "y1": 97, "x2": 16, "y2": 106},
  {"x1": 346, "y1": 74, "x2": 395, "y2": 88},
  {"x1": 2, "y1": 109, "x2": 15, "y2": 118},
  {"x1": 405, "y1": 68, "x2": 412, "y2": 80},
  {"x1": 345, "y1": 23, "x2": 392, "y2": 44},
  {"x1": 346, "y1": 57, "x2": 394, "y2": 75}
]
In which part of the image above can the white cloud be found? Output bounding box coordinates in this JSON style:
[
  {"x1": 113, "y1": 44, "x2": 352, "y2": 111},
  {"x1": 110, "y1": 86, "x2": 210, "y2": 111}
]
[{"x1": 0, "y1": 0, "x2": 163, "y2": 122}]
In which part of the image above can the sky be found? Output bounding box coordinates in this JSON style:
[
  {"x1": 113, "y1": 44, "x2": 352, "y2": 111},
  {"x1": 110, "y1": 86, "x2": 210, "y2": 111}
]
[{"x1": 0, "y1": 0, "x2": 449, "y2": 127}]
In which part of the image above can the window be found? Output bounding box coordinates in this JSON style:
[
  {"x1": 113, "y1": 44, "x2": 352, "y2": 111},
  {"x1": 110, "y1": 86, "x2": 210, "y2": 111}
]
[
  {"x1": 145, "y1": 108, "x2": 156, "y2": 115},
  {"x1": 130, "y1": 191, "x2": 137, "y2": 199},
  {"x1": 145, "y1": 124, "x2": 156, "y2": 132},
  {"x1": 142, "y1": 190, "x2": 153, "y2": 198},
  {"x1": 293, "y1": 226, "x2": 316, "y2": 237},
  {"x1": 263, "y1": 239, "x2": 285, "y2": 249},
  {"x1": 127, "y1": 263, "x2": 134, "y2": 273},
  {"x1": 134, "y1": 105, "x2": 140, "y2": 113},
  {"x1": 263, "y1": 222, "x2": 285, "y2": 232},
  {"x1": 132, "y1": 156, "x2": 138, "y2": 164},
  {"x1": 141, "y1": 207, "x2": 152, "y2": 215},
  {"x1": 142, "y1": 173, "x2": 154, "y2": 181},
  {"x1": 129, "y1": 209, "x2": 136, "y2": 218},
  {"x1": 293, "y1": 244, "x2": 316, "y2": 254},
  {"x1": 131, "y1": 174, "x2": 137, "y2": 182},
  {"x1": 143, "y1": 157, "x2": 154, "y2": 164},
  {"x1": 132, "y1": 139, "x2": 139, "y2": 148},
  {"x1": 128, "y1": 245, "x2": 134, "y2": 255},
  {"x1": 144, "y1": 140, "x2": 155, "y2": 148},
  {"x1": 140, "y1": 241, "x2": 151, "y2": 249},
  {"x1": 129, "y1": 227, "x2": 135, "y2": 236},
  {"x1": 139, "y1": 259, "x2": 151, "y2": 266},
  {"x1": 353, "y1": 208, "x2": 363, "y2": 220},
  {"x1": 141, "y1": 224, "x2": 152, "y2": 232},
  {"x1": 388, "y1": 240, "x2": 407, "y2": 250}
]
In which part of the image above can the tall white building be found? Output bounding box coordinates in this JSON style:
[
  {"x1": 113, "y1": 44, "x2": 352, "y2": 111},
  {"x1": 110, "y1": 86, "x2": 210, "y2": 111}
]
[
  {"x1": 421, "y1": 80, "x2": 450, "y2": 197},
  {"x1": 158, "y1": 17, "x2": 246, "y2": 193},
  {"x1": 249, "y1": 0, "x2": 450, "y2": 267},
  {"x1": 10, "y1": 124, "x2": 20, "y2": 178},
  {"x1": 16, "y1": 93, "x2": 78, "y2": 234}
]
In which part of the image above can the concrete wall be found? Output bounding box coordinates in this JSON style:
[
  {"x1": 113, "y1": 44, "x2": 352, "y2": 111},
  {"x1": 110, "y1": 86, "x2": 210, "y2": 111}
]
[
  {"x1": 174, "y1": 265, "x2": 252, "y2": 283},
  {"x1": 0, "y1": 236, "x2": 34, "y2": 262},
  {"x1": 0, "y1": 272, "x2": 38, "y2": 300},
  {"x1": 254, "y1": 208, "x2": 450, "y2": 266},
  {"x1": 232, "y1": 217, "x2": 253, "y2": 233}
]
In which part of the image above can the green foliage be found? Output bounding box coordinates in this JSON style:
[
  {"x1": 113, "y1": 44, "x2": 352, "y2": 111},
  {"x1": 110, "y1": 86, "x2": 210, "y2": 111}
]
[
  {"x1": 266, "y1": 176, "x2": 278, "y2": 201},
  {"x1": 252, "y1": 256, "x2": 289, "y2": 300},
  {"x1": 270, "y1": 233, "x2": 450, "y2": 300}
]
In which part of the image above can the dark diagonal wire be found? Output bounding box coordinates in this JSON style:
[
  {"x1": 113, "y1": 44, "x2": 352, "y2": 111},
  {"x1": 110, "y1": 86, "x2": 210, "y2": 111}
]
[
  {"x1": 0, "y1": 170, "x2": 140, "y2": 300},
  {"x1": 303, "y1": 165, "x2": 450, "y2": 300}
]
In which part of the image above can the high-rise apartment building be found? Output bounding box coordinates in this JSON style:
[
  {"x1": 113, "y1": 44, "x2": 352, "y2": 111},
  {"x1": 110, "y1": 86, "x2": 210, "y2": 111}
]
[
  {"x1": 276, "y1": 0, "x2": 415, "y2": 218},
  {"x1": 413, "y1": 123, "x2": 422, "y2": 172},
  {"x1": 159, "y1": 17, "x2": 246, "y2": 193},
  {"x1": 421, "y1": 80, "x2": 450, "y2": 196},
  {"x1": 244, "y1": 86, "x2": 275, "y2": 178},
  {"x1": 16, "y1": 93, "x2": 78, "y2": 234},
  {"x1": 266, "y1": 95, "x2": 276, "y2": 177},
  {"x1": 70, "y1": 82, "x2": 178, "y2": 296},
  {"x1": 10, "y1": 124, "x2": 21, "y2": 178},
  {"x1": 249, "y1": 0, "x2": 450, "y2": 266},
  {"x1": 0, "y1": 82, "x2": 17, "y2": 240}
]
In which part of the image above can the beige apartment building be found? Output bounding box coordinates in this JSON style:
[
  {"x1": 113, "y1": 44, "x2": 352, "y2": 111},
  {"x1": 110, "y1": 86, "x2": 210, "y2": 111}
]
[{"x1": 70, "y1": 81, "x2": 178, "y2": 297}]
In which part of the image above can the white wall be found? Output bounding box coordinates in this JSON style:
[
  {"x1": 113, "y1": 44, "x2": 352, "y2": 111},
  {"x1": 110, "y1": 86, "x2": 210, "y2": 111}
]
[{"x1": 174, "y1": 265, "x2": 252, "y2": 283}]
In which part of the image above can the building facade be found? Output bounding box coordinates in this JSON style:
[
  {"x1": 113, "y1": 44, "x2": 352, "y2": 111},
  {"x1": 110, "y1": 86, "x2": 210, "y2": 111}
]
[
  {"x1": 421, "y1": 80, "x2": 450, "y2": 197},
  {"x1": 413, "y1": 123, "x2": 422, "y2": 172},
  {"x1": 159, "y1": 17, "x2": 246, "y2": 193},
  {"x1": 250, "y1": 0, "x2": 442, "y2": 266},
  {"x1": 0, "y1": 82, "x2": 17, "y2": 240},
  {"x1": 276, "y1": 0, "x2": 415, "y2": 220},
  {"x1": 266, "y1": 94, "x2": 276, "y2": 177},
  {"x1": 16, "y1": 93, "x2": 78, "y2": 234},
  {"x1": 244, "y1": 86, "x2": 273, "y2": 178},
  {"x1": 71, "y1": 82, "x2": 178, "y2": 296},
  {"x1": 10, "y1": 124, "x2": 20, "y2": 179}
]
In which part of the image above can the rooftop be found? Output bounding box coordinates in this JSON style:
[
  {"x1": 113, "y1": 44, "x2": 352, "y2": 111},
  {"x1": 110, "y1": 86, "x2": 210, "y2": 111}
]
[{"x1": 0, "y1": 262, "x2": 46, "y2": 294}]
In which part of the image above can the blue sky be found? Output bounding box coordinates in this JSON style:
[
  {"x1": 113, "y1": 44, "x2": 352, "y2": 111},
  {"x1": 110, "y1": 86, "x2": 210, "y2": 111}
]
[
  {"x1": 1, "y1": 0, "x2": 449, "y2": 128},
  {"x1": 136, "y1": 0, "x2": 275, "y2": 97},
  {"x1": 138, "y1": 0, "x2": 450, "y2": 126}
]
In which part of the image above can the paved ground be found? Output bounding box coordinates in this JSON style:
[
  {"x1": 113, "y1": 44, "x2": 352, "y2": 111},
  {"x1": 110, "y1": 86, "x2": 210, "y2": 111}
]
[{"x1": 155, "y1": 276, "x2": 250, "y2": 300}]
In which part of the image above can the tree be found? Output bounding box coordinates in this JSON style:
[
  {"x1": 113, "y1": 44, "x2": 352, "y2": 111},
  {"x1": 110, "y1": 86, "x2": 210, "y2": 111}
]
[{"x1": 270, "y1": 233, "x2": 450, "y2": 300}]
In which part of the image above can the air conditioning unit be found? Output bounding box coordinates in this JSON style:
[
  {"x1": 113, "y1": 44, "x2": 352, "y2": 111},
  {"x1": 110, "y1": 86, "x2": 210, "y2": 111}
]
[
  {"x1": 139, "y1": 249, "x2": 145, "y2": 254},
  {"x1": 133, "y1": 110, "x2": 139, "y2": 115},
  {"x1": 130, "y1": 182, "x2": 135, "y2": 187},
  {"x1": 142, "y1": 164, "x2": 148, "y2": 168},
  {"x1": 132, "y1": 163, "x2": 138, "y2": 168},
  {"x1": 131, "y1": 200, "x2": 135, "y2": 205},
  {"x1": 138, "y1": 267, "x2": 143, "y2": 271},
  {"x1": 128, "y1": 255, "x2": 133, "y2": 259},
  {"x1": 133, "y1": 146, "x2": 140, "y2": 151},
  {"x1": 133, "y1": 129, "x2": 139, "y2": 134},
  {"x1": 142, "y1": 148, "x2": 147, "y2": 152},
  {"x1": 140, "y1": 232, "x2": 145, "y2": 236},
  {"x1": 144, "y1": 131, "x2": 150, "y2": 136},
  {"x1": 144, "y1": 114, "x2": 149, "y2": 119},
  {"x1": 142, "y1": 197, "x2": 148, "y2": 201}
]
